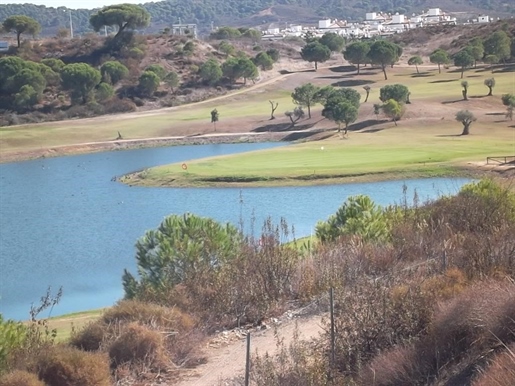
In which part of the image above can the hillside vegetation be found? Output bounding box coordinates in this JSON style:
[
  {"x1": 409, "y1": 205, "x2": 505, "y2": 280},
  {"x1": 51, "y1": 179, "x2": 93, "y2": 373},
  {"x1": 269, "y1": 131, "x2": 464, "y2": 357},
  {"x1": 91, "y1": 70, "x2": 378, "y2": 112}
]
[{"x1": 1, "y1": 0, "x2": 515, "y2": 37}]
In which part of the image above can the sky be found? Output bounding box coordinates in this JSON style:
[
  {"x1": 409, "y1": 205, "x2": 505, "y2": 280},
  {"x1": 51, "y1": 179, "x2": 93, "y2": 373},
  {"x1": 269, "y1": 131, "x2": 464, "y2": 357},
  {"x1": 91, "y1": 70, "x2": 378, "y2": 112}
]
[{"x1": 0, "y1": 0, "x2": 150, "y2": 9}]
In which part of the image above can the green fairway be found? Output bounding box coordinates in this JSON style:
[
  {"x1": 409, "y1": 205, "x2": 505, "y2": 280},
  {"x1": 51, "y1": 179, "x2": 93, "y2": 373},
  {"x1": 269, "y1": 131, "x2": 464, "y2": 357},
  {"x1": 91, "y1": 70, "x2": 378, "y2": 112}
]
[{"x1": 123, "y1": 120, "x2": 514, "y2": 187}]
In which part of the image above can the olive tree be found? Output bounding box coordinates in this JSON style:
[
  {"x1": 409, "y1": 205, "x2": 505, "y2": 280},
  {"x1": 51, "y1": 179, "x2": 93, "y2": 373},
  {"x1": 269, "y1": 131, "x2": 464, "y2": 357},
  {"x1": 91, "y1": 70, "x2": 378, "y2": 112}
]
[
  {"x1": 61, "y1": 63, "x2": 101, "y2": 104},
  {"x1": 90, "y1": 4, "x2": 150, "y2": 39},
  {"x1": 484, "y1": 78, "x2": 495, "y2": 96},
  {"x1": 502, "y1": 94, "x2": 515, "y2": 120},
  {"x1": 461, "y1": 80, "x2": 469, "y2": 101},
  {"x1": 2, "y1": 15, "x2": 40, "y2": 47},
  {"x1": 164, "y1": 71, "x2": 180, "y2": 91},
  {"x1": 455, "y1": 110, "x2": 476, "y2": 135}
]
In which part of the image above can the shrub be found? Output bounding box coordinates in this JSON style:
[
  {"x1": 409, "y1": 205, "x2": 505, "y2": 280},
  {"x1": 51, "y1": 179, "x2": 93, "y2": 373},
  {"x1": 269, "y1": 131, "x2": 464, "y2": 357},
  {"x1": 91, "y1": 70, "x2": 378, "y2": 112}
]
[
  {"x1": 103, "y1": 98, "x2": 137, "y2": 114},
  {"x1": 144, "y1": 64, "x2": 166, "y2": 80},
  {"x1": 472, "y1": 343, "x2": 515, "y2": 386},
  {"x1": 70, "y1": 321, "x2": 106, "y2": 351},
  {"x1": 0, "y1": 370, "x2": 45, "y2": 386},
  {"x1": 103, "y1": 300, "x2": 196, "y2": 331},
  {"x1": 37, "y1": 346, "x2": 110, "y2": 386},
  {"x1": 108, "y1": 323, "x2": 166, "y2": 368}
]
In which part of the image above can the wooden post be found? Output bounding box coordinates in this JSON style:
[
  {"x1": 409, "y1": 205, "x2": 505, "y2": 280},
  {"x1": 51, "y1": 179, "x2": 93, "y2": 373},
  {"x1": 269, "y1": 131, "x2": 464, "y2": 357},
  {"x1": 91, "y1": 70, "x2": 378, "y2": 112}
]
[
  {"x1": 245, "y1": 332, "x2": 251, "y2": 386},
  {"x1": 330, "y1": 287, "x2": 335, "y2": 369}
]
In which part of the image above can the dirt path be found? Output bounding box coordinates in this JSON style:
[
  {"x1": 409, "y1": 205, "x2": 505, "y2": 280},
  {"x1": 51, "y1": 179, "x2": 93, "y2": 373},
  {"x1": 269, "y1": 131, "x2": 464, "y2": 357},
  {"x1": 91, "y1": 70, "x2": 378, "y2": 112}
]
[{"x1": 176, "y1": 314, "x2": 326, "y2": 386}]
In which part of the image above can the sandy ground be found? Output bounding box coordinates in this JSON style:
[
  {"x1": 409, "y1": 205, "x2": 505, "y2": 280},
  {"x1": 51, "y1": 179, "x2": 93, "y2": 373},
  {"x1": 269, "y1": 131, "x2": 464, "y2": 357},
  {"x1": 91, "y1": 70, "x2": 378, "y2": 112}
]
[{"x1": 176, "y1": 313, "x2": 326, "y2": 386}]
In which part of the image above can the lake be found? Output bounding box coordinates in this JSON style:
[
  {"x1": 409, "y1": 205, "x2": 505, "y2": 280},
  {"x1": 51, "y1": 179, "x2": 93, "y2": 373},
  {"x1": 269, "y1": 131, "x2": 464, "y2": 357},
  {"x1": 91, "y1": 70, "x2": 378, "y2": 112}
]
[{"x1": 0, "y1": 143, "x2": 471, "y2": 320}]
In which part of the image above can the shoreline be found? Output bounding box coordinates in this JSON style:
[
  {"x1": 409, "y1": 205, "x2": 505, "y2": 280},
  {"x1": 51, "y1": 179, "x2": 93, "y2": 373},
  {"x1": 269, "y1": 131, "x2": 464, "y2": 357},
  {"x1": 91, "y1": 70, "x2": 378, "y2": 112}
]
[{"x1": 0, "y1": 130, "x2": 302, "y2": 164}]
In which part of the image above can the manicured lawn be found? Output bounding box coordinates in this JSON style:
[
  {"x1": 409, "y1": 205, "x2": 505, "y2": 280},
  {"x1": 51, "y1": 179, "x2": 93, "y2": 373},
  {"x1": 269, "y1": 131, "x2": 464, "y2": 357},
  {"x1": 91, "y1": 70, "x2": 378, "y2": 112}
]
[{"x1": 128, "y1": 119, "x2": 513, "y2": 186}]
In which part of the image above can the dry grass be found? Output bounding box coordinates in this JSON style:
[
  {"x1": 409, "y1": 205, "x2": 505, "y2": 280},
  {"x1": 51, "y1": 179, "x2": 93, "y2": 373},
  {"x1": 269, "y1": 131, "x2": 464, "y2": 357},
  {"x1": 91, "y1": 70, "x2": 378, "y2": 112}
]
[
  {"x1": 0, "y1": 370, "x2": 45, "y2": 386},
  {"x1": 36, "y1": 345, "x2": 111, "y2": 386}
]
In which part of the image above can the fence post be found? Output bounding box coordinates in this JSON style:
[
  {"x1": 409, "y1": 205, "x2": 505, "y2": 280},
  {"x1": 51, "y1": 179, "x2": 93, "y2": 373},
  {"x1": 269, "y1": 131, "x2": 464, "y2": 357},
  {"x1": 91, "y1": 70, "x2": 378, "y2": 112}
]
[
  {"x1": 330, "y1": 287, "x2": 335, "y2": 369},
  {"x1": 245, "y1": 332, "x2": 251, "y2": 386}
]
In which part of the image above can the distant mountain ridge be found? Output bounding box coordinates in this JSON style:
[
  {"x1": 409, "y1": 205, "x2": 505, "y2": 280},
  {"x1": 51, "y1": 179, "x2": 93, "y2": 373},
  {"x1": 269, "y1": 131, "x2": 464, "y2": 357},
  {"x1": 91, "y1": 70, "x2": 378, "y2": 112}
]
[{"x1": 0, "y1": 0, "x2": 513, "y2": 37}]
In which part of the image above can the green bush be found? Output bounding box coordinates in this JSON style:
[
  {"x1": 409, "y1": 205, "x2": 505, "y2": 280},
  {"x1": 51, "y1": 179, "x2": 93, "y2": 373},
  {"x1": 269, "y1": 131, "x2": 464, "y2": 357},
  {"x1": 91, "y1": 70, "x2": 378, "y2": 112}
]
[{"x1": 0, "y1": 315, "x2": 26, "y2": 373}]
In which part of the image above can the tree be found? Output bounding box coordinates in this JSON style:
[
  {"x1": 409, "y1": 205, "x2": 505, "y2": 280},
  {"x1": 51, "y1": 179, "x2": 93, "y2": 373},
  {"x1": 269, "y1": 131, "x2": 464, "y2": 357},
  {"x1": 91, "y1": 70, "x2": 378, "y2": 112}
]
[
  {"x1": 7, "y1": 68, "x2": 46, "y2": 96},
  {"x1": 37, "y1": 63, "x2": 59, "y2": 87},
  {"x1": 90, "y1": 4, "x2": 150, "y2": 39},
  {"x1": 363, "y1": 85, "x2": 371, "y2": 103},
  {"x1": 484, "y1": 78, "x2": 495, "y2": 96},
  {"x1": 266, "y1": 48, "x2": 280, "y2": 62},
  {"x1": 324, "y1": 100, "x2": 358, "y2": 134},
  {"x1": 145, "y1": 64, "x2": 166, "y2": 80},
  {"x1": 211, "y1": 108, "x2": 219, "y2": 131},
  {"x1": 322, "y1": 88, "x2": 361, "y2": 131},
  {"x1": 285, "y1": 106, "x2": 305, "y2": 127},
  {"x1": 429, "y1": 49, "x2": 450, "y2": 74},
  {"x1": 300, "y1": 41, "x2": 331, "y2": 71},
  {"x1": 95, "y1": 82, "x2": 114, "y2": 102},
  {"x1": 269, "y1": 100, "x2": 279, "y2": 120},
  {"x1": 210, "y1": 26, "x2": 241, "y2": 40},
  {"x1": 407, "y1": 55, "x2": 423, "y2": 74},
  {"x1": 137, "y1": 70, "x2": 160, "y2": 97},
  {"x1": 100, "y1": 61, "x2": 128, "y2": 85},
  {"x1": 218, "y1": 40, "x2": 235, "y2": 56},
  {"x1": 484, "y1": 31, "x2": 511, "y2": 62},
  {"x1": 13, "y1": 84, "x2": 38, "y2": 110},
  {"x1": 164, "y1": 71, "x2": 179, "y2": 92},
  {"x1": 379, "y1": 84, "x2": 409, "y2": 104},
  {"x1": 200, "y1": 59, "x2": 222, "y2": 85},
  {"x1": 237, "y1": 57, "x2": 258, "y2": 84},
  {"x1": 502, "y1": 94, "x2": 515, "y2": 121},
  {"x1": 465, "y1": 44, "x2": 484, "y2": 68},
  {"x1": 319, "y1": 32, "x2": 345, "y2": 53},
  {"x1": 2, "y1": 15, "x2": 40, "y2": 47},
  {"x1": 253, "y1": 52, "x2": 274, "y2": 71},
  {"x1": 455, "y1": 110, "x2": 476, "y2": 135},
  {"x1": 483, "y1": 55, "x2": 499, "y2": 72},
  {"x1": 122, "y1": 213, "x2": 242, "y2": 302},
  {"x1": 242, "y1": 28, "x2": 261, "y2": 42},
  {"x1": 41, "y1": 58, "x2": 65, "y2": 73},
  {"x1": 453, "y1": 50, "x2": 474, "y2": 79},
  {"x1": 315, "y1": 195, "x2": 389, "y2": 243},
  {"x1": 291, "y1": 83, "x2": 322, "y2": 119},
  {"x1": 382, "y1": 99, "x2": 404, "y2": 126},
  {"x1": 61, "y1": 63, "x2": 101, "y2": 104},
  {"x1": 461, "y1": 80, "x2": 469, "y2": 101},
  {"x1": 501, "y1": 93, "x2": 515, "y2": 107},
  {"x1": 343, "y1": 41, "x2": 370, "y2": 75},
  {"x1": 368, "y1": 40, "x2": 399, "y2": 80}
]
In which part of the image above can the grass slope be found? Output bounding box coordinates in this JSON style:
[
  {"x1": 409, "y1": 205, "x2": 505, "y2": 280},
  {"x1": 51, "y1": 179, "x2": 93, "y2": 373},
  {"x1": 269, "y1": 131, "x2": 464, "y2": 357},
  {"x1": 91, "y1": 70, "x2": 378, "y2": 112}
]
[{"x1": 122, "y1": 67, "x2": 515, "y2": 187}]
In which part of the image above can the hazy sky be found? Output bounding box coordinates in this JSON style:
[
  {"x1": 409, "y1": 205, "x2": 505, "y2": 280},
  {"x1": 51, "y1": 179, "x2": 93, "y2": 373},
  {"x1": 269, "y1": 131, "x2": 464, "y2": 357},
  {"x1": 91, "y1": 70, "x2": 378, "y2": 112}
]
[{"x1": 0, "y1": 0, "x2": 149, "y2": 10}]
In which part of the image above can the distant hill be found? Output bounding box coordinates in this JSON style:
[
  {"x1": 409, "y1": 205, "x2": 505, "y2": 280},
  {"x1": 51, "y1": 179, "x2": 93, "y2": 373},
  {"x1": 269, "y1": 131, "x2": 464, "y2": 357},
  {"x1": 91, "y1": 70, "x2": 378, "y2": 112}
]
[{"x1": 1, "y1": 0, "x2": 514, "y2": 37}]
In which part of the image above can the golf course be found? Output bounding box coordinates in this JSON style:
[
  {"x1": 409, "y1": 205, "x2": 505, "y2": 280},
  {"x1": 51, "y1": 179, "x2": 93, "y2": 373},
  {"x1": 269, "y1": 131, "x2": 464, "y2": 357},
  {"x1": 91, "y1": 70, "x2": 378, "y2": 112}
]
[
  {"x1": 118, "y1": 63, "x2": 515, "y2": 187},
  {"x1": 1, "y1": 58, "x2": 514, "y2": 185}
]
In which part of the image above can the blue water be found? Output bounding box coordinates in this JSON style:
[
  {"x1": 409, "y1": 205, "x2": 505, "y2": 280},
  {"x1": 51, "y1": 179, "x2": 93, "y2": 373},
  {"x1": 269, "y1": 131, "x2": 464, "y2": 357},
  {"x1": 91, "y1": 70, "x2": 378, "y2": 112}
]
[{"x1": 0, "y1": 143, "x2": 471, "y2": 320}]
